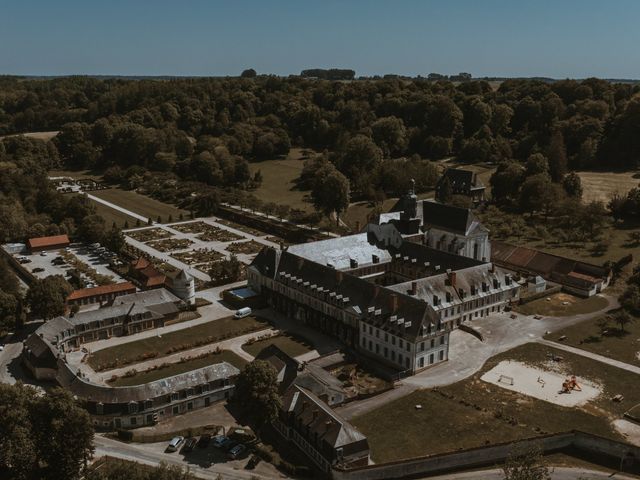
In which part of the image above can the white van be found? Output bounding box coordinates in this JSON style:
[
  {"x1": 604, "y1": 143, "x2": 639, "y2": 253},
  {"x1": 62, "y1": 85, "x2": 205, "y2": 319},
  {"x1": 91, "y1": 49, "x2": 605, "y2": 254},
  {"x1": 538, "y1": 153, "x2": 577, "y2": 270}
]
[{"x1": 234, "y1": 307, "x2": 252, "y2": 319}]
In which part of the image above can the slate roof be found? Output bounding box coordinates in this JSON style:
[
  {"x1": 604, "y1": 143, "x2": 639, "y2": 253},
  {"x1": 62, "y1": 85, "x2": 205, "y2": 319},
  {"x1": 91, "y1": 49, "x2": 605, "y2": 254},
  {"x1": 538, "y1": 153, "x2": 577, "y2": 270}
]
[
  {"x1": 421, "y1": 200, "x2": 484, "y2": 235},
  {"x1": 255, "y1": 344, "x2": 300, "y2": 390},
  {"x1": 282, "y1": 385, "x2": 368, "y2": 449},
  {"x1": 439, "y1": 168, "x2": 485, "y2": 191},
  {"x1": 56, "y1": 360, "x2": 239, "y2": 404},
  {"x1": 288, "y1": 233, "x2": 392, "y2": 271}
]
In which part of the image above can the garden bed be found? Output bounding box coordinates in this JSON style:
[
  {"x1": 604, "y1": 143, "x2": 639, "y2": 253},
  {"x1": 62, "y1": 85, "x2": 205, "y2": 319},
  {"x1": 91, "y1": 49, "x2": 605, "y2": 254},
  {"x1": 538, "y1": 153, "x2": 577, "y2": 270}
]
[
  {"x1": 127, "y1": 227, "x2": 172, "y2": 243},
  {"x1": 172, "y1": 249, "x2": 223, "y2": 265},
  {"x1": 226, "y1": 240, "x2": 264, "y2": 255},
  {"x1": 146, "y1": 238, "x2": 193, "y2": 252}
]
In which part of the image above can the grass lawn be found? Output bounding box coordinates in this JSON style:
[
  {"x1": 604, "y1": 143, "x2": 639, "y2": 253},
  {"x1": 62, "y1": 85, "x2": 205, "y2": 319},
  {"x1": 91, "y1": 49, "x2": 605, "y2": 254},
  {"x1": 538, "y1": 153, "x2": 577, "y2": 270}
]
[
  {"x1": 49, "y1": 168, "x2": 102, "y2": 181},
  {"x1": 353, "y1": 342, "x2": 638, "y2": 463},
  {"x1": 515, "y1": 293, "x2": 610, "y2": 317},
  {"x1": 69, "y1": 192, "x2": 140, "y2": 228},
  {"x1": 247, "y1": 148, "x2": 311, "y2": 212},
  {"x1": 544, "y1": 315, "x2": 640, "y2": 366},
  {"x1": 88, "y1": 315, "x2": 270, "y2": 371},
  {"x1": 578, "y1": 171, "x2": 640, "y2": 204},
  {"x1": 242, "y1": 333, "x2": 313, "y2": 358},
  {"x1": 92, "y1": 188, "x2": 188, "y2": 223},
  {"x1": 109, "y1": 350, "x2": 247, "y2": 386}
]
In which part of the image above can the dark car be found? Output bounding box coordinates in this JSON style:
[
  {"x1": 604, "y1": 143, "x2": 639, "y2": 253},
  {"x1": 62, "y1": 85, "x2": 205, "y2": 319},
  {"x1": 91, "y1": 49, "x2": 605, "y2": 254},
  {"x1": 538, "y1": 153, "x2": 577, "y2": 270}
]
[
  {"x1": 197, "y1": 433, "x2": 211, "y2": 448},
  {"x1": 32, "y1": 267, "x2": 45, "y2": 273},
  {"x1": 220, "y1": 437, "x2": 237, "y2": 452},
  {"x1": 182, "y1": 437, "x2": 197, "y2": 453},
  {"x1": 245, "y1": 455, "x2": 261, "y2": 470},
  {"x1": 227, "y1": 444, "x2": 246, "y2": 460},
  {"x1": 212, "y1": 435, "x2": 227, "y2": 448}
]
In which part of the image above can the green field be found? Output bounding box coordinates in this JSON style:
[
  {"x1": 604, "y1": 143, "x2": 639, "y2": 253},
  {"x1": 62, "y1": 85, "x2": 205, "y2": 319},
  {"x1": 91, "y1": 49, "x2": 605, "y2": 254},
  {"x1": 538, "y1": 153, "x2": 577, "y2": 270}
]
[
  {"x1": 353, "y1": 342, "x2": 637, "y2": 463},
  {"x1": 68, "y1": 193, "x2": 139, "y2": 228},
  {"x1": 109, "y1": 350, "x2": 247, "y2": 386},
  {"x1": 91, "y1": 188, "x2": 188, "y2": 223},
  {"x1": 88, "y1": 316, "x2": 270, "y2": 371},
  {"x1": 545, "y1": 315, "x2": 640, "y2": 366},
  {"x1": 247, "y1": 148, "x2": 311, "y2": 212},
  {"x1": 242, "y1": 334, "x2": 313, "y2": 358},
  {"x1": 516, "y1": 293, "x2": 610, "y2": 317}
]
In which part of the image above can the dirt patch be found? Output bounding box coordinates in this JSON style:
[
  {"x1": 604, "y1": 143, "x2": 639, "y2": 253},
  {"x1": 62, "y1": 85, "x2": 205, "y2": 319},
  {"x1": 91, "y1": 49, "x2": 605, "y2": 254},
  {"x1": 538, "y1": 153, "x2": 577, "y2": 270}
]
[
  {"x1": 516, "y1": 293, "x2": 609, "y2": 317},
  {"x1": 481, "y1": 360, "x2": 601, "y2": 407}
]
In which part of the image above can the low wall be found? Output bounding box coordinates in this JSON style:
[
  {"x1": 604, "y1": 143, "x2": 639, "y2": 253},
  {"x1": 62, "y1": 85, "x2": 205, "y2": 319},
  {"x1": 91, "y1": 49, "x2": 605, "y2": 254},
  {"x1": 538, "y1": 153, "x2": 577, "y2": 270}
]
[
  {"x1": 0, "y1": 246, "x2": 36, "y2": 286},
  {"x1": 331, "y1": 431, "x2": 640, "y2": 480},
  {"x1": 216, "y1": 205, "x2": 330, "y2": 243}
]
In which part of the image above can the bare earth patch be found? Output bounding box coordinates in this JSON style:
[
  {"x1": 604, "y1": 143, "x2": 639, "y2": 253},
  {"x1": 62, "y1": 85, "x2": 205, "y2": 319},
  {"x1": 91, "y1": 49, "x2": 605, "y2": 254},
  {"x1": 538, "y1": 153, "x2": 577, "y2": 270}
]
[{"x1": 481, "y1": 360, "x2": 601, "y2": 407}]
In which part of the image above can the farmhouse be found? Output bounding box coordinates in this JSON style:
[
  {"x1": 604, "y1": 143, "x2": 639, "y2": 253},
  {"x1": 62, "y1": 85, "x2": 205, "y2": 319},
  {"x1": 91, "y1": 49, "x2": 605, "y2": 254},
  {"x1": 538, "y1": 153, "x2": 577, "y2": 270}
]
[
  {"x1": 26, "y1": 234, "x2": 70, "y2": 253},
  {"x1": 491, "y1": 241, "x2": 611, "y2": 297},
  {"x1": 435, "y1": 167, "x2": 486, "y2": 203},
  {"x1": 275, "y1": 385, "x2": 370, "y2": 472},
  {"x1": 66, "y1": 281, "x2": 137, "y2": 309}
]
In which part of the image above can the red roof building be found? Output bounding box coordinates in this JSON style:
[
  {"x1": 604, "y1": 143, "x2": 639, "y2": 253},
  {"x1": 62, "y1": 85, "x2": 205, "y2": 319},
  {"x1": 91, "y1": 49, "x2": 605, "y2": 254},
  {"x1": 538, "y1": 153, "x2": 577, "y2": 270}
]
[
  {"x1": 27, "y1": 234, "x2": 70, "y2": 252},
  {"x1": 67, "y1": 282, "x2": 137, "y2": 308}
]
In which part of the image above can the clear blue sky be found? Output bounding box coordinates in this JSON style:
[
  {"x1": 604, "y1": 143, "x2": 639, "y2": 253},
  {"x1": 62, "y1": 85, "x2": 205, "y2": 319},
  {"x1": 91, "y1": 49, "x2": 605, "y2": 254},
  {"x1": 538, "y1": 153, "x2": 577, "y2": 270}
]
[{"x1": 1, "y1": 0, "x2": 639, "y2": 78}]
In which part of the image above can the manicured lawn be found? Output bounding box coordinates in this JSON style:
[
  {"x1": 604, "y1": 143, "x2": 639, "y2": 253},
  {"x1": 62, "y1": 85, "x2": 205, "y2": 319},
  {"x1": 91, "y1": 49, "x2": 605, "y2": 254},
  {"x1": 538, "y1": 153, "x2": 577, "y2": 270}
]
[
  {"x1": 92, "y1": 188, "x2": 188, "y2": 223},
  {"x1": 242, "y1": 334, "x2": 313, "y2": 358},
  {"x1": 109, "y1": 350, "x2": 247, "y2": 386},
  {"x1": 69, "y1": 193, "x2": 139, "y2": 228},
  {"x1": 247, "y1": 148, "x2": 311, "y2": 212},
  {"x1": 544, "y1": 315, "x2": 640, "y2": 366},
  {"x1": 515, "y1": 293, "x2": 610, "y2": 317},
  {"x1": 577, "y1": 171, "x2": 640, "y2": 204},
  {"x1": 88, "y1": 315, "x2": 270, "y2": 371},
  {"x1": 353, "y1": 341, "x2": 638, "y2": 463}
]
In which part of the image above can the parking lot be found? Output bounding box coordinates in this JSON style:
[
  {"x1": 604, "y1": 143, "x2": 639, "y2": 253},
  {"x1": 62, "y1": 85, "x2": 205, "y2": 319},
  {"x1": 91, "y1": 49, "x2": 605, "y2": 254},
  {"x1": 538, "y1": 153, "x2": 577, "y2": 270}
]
[{"x1": 14, "y1": 243, "x2": 127, "y2": 286}]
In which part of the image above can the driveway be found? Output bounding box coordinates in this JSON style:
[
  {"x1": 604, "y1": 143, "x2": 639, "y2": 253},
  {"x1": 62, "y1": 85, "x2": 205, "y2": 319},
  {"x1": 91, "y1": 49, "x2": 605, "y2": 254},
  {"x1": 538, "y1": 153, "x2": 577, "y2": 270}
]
[{"x1": 337, "y1": 294, "x2": 619, "y2": 420}]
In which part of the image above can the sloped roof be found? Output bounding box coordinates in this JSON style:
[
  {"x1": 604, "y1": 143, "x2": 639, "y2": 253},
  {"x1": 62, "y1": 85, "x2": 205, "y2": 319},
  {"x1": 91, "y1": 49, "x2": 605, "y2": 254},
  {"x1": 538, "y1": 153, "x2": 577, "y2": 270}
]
[
  {"x1": 421, "y1": 200, "x2": 480, "y2": 235},
  {"x1": 282, "y1": 385, "x2": 368, "y2": 450},
  {"x1": 441, "y1": 168, "x2": 485, "y2": 189},
  {"x1": 56, "y1": 360, "x2": 239, "y2": 404},
  {"x1": 27, "y1": 234, "x2": 70, "y2": 249},
  {"x1": 67, "y1": 282, "x2": 136, "y2": 301}
]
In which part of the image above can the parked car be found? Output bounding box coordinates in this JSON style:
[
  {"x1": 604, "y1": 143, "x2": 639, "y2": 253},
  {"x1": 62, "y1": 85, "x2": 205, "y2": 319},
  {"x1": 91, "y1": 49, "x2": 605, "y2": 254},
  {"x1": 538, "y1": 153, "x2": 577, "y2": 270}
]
[
  {"x1": 197, "y1": 433, "x2": 211, "y2": 448},
  {"x1": 19, "y1": 258, "x2": 31, "y2": 264},
  {"x1": 245, "y1": 455, "x2": 261, "y2": 470},
  {"x1": 166, "y1": 436, "x2": 184, "y2": 452},
  {"x1": 212, "y1": 435, "x2": 227, "y2": 448},
  {"x1": 218, "y1": 437, "x2": 236, "y2": 451},
  {"x1": 227, "y1": 444, "x2": 246, "y2": 460},
  {"x1": 32, "y1": 267, "x2": 45, "y2": 273},
  {"x1": 182, "y1": 437, "x2": 197, "y2": 453},
  {"x1": 0, "y1": 345, "x2": 4, "y2": 352},
  {"x1": 39, "y1": 251, "x2": 47, "y2": 256},
  {"x1": 234, "y1": 307, "x2": 252, "y2": 319}
]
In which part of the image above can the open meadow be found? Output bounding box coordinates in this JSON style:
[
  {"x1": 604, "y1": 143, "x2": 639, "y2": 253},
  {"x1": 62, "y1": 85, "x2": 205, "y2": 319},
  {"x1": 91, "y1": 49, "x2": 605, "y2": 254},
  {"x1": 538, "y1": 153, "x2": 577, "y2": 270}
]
[
  {"x1": 92, "y1": 188, "x2": 188, "y2": 222},
  {"x1": 578, "y1": 171, "x2": 640, "y2": 203}
]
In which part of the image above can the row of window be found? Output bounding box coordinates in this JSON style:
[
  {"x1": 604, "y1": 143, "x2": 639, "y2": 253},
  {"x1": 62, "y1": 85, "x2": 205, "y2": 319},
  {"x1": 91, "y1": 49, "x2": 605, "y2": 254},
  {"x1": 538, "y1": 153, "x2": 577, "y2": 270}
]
[
  {"x1": 362, "y1": 323, "x2": 412, "y2": 352},
  {"x1": 362, "y1": 337, "x2": 411, "y2": 369}
]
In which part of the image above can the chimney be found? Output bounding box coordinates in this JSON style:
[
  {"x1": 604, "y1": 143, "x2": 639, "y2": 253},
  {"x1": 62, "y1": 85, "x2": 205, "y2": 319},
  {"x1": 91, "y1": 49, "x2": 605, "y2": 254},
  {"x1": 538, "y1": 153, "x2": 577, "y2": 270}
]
[
  {"x1": 449, "y1": 271, "x2": 457, "y2": 288},
  {"x1": 490, "y1": 263, "x2": 495, "y2": 273},
  {"x1": 336, "y1": 270, "x2": 343, "y2": 283},
  {"x1": 410, "y1": 281, "x2": 417, "y2": 296},
  {"x1": 389, "y1": 294, "x2": 398, "y2": 313}
]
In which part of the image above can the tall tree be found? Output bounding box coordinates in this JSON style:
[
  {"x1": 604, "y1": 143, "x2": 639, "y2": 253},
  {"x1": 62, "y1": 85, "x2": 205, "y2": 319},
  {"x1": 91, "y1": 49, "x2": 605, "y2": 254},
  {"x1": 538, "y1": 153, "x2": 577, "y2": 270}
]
[
  {"x1": 562, "y1": 171, "x2": 583, "y2": 198},
  {"x1": 26, "y1": 275, "x2": 73, "y2": 320},
  {"x1": 311, "y1": 166, "x2": 350, "y2": 226},
  {"x1": 547, "y1": 131, "x2": 568, "y2": 182},
  {"x1": 232, "y1": 360, "x2": 281, "y2": 434}
]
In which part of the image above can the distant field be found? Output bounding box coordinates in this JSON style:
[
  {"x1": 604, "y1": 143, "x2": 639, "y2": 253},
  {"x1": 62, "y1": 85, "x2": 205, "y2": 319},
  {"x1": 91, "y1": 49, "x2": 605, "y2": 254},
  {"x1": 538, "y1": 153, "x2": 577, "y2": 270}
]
[
  {"x1": 1, "y1": 131, "x2": 59, "y2": 141},
  {"x1": 248, "y1": 148, "x2": 311, "y2": 211},
  {"x1": 69, "y1": 193, "x2": 139, "y2": 228},
  {"x1": 92, "y1": 188, "x2": 188, "y2": 223},
  {"x1": 49, "y1": 169, "x2": 104, "y2": 181},
  {"x1": 578, "y1": 171, "x2": 640, "y2": 203}
]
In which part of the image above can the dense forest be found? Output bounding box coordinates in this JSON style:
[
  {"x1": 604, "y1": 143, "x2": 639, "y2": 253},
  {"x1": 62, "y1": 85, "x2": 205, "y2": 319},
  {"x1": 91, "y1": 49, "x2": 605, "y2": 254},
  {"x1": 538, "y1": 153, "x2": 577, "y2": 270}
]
[{"x1": 2, "y1": 75, "x2": 640, "y2": 331}]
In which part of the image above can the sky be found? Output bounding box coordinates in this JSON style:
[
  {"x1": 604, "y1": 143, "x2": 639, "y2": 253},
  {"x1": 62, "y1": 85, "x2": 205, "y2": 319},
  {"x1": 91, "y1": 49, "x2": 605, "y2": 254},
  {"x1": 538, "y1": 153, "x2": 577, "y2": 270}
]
[{"x1": 1, "y1": 0, "x2": 639, "y2": 79}]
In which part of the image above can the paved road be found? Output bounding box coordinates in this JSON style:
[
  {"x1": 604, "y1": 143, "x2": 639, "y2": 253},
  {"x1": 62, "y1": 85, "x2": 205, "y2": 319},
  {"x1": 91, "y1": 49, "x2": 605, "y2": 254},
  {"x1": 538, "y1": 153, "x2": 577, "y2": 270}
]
[
  {"x1": 93, "y1": 435, "x2": 288, "y2": 480},
  {"x1": 337, "y1": 294, "x2": 619, "y2": 419},
  {"x1": 419, "y1": 467, "x2": 637, "y2": 480},
  {"x1": 537, "y1": 338, "x2": 640, "y2": 375}
]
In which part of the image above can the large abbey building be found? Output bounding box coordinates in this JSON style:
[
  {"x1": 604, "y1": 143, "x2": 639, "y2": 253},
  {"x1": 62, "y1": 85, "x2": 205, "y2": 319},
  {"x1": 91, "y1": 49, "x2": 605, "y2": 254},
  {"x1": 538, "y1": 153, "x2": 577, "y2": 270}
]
[{"x1": 248, "y1": 188, "x2": 519, "y2": 375}]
